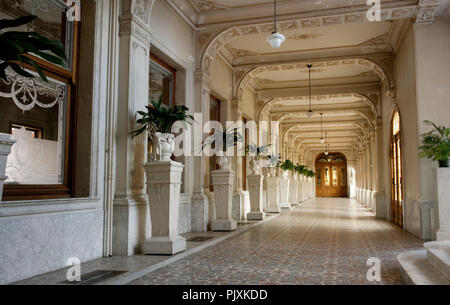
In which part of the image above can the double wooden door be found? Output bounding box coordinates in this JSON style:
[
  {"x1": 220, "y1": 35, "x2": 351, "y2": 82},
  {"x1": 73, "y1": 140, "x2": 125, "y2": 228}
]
[{"x1": 315, "y1": 154, "x2": 348, "y2": 198}]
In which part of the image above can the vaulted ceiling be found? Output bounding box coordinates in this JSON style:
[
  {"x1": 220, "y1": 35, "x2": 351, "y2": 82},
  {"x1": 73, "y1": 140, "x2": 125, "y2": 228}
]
[{"x1": 168, "y1": 0, "x2": 450, "y2": 161}]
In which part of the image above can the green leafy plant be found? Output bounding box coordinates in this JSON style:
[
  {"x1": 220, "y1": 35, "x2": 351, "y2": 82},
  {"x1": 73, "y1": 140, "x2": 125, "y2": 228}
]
[
  {"x1": 202, "y1": 127, "x2": 243, "y2": 152},
  {"x1": 419, "y1": 120, "x2": 450, "y2": 167},
  {"x1": 132, "y1": 96, "x2": 194, "y2": 138},
  {"x1": 305, "y1": 170, "x2": 316, "y2": 178},
  {"x1": 266, "y1": 153, "x2": 281, "y2": 167},
  {"x1": 294, "y1": 164, "x2": 306, "y2": 175},
  {"x1": 244, "y1": 143, "x2": 271, "y2": 161},
  {"x1": 0, "y1": 15, "x2": 67, "y2": 82},
  {"x1": 279, "y1": 159, "x2": 295, "y2": 172}
]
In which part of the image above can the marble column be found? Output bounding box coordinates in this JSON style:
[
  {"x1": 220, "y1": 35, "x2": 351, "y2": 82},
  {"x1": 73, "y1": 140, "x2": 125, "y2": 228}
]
[
  {"x1": 289, "y1": 173, "x2": 299, "y2": 206},
  {"x1": 143, "y1": 161, "x2": 186, "y2": 255},
  {"x1": 279, "y1": 171, "x2": 291, "y2": 209},
  {"x1": 113, "y1": 11, "x2": 152, "y2": 256},
  {"x1": 191, "y1": 72, "x2": 211, "y2": 232},
  {"x1": 0, "y1": 133, "x2": 15, "y2": 201},
  {"x1": 302, "y1": 176, "x2": 308, "y2": 201},
  {"x1": 247, "y1": 174, "x2": 265, "y2": 220},
  {"x1": 211, "y1": 169, "x2": 237, "y2": 231},
  {"x1": 435, "y1": 168, "x2": 450, "y2": 241},
  {"x1": 266, "y1": 174, "x2": 281, "y2": 213}
]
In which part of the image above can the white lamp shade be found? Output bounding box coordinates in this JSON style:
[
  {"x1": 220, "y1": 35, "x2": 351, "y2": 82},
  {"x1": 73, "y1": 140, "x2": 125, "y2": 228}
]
[
  {"x1": 267, "y1": 32, "x2": 285, "y2": 48},
  {"x1": 307, "y1": 110, "x2": 314, "y2": 118},
  {"x1": 320, "y1": 138, "x2": 325, "y2": 144}
]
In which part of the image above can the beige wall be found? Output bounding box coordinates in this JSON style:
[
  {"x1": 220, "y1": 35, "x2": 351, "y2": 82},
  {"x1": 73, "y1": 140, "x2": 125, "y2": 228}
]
[
  {"x1": 241, "y1": 86, "x2": 257, "y2": 121},
  {"x1": 414, "y1": 17, "x2": 450, "y2": 203}
]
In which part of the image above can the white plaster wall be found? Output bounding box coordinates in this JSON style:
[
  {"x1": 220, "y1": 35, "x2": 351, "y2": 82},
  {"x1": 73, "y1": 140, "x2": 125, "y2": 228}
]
[
  {"x1": 241, "y1": 86, "x2": 257, "y2": 121},
  {"x1": 414, "y1": 17, "x2": 450, "y2": 203}
]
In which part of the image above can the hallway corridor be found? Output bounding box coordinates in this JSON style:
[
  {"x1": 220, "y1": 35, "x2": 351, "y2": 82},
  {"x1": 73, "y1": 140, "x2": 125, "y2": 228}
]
[{"x1": 130, "y1": 198, "x2": 423, "y2": 285}]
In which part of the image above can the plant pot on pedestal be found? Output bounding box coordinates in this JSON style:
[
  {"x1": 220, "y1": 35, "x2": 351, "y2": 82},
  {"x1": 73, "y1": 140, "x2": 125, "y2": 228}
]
[
  {"x1": 0, "y1": 133, "x2": 15, "y2": 201},
  {"x1": 211, "y1": 156, "x2": 237, "y2": 231},
  {"x1": 143, "y1": 159, "x2": 186, "y2": 255},
  {"x1": 266, "y1": 166, "x2": 281, "y2": 213},
  {"x1": 247, "y1": 157, "x2": 265, "y2": 220},
  {"x1": 279, "y1": 170, "x2": 291, "y2": 209}
]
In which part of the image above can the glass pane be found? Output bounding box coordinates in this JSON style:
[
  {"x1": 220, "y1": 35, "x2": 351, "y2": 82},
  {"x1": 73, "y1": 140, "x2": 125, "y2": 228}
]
[
  {"x1": 1, "y1": 0, "x2": 75, "y2": 69},
  {"x1": 1, "y1": 67, "x2": 67, "y2": 185},
  {"x1": 150, "y1": 59, "x2": 174, "y2": 106},
  {"x1": 397, "y1": 138, "x2": 402, "y2": 201},
  {"x1": 316, "y1": 167, "x2": 321, "y2": 186},
  {"x1": 393, "y1": 112, "x2": 400, "y2": 135},
  {"x1": 341, "y1": 167, "x2": 346, "y2": 186},
  {"x1": 332, "y1": 166, "x2": 338, "y2": 186},
  {"x1": 325, "y1": 167, "x2": 330, "y2": 186}
]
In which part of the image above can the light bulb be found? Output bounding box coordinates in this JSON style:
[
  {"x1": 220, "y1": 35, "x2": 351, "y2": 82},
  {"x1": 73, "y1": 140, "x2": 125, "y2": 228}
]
[
  {"x1": 320, "y1": 138, "x2": 325, "y2": 144},
  {"x1": 267, "y1": 32, "x2": 285, "y2": 48},
  {"x1": 307, "y1": 110, "x2": 314, "y2": 118}
]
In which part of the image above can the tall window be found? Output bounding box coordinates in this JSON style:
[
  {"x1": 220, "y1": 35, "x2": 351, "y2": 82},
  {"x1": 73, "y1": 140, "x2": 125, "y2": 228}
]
[
  {"x1": 1, "y1": 0, "x2": 80, "y2": 200},
  {"x1": 391, "y1": 111, "x2": 403, "y2": 227},
  {"x1": 149, "y1": 54, "x2": 176, "y2": 107}
]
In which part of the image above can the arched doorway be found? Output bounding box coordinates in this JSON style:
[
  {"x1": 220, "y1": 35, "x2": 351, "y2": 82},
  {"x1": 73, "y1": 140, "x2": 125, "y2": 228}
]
[
  {"x1": 315, "y1": 153, "x2": 348, "y2": 198},
  {"x1": 390, "y1": 111, "x2": 403, "y2": 227}
]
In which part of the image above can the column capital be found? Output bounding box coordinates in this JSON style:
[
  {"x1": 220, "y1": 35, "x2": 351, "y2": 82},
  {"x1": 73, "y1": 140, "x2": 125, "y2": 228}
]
[{"x1": 119, "y1": 14, "x2": 152, "y2": 46}]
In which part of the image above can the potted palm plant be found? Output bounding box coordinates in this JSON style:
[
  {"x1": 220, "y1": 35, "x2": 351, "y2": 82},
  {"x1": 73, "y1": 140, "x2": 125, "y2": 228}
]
[
  {"x1": 419, "y1": 120, "x2": 450, "y2": 168},
  {"x1": 245, "y1": 143, "x2": 271, "y2": 175},
  {"x1": 202, "y1": 128, "x2": 242, "y2": 170},
  {"x1": 266, "y1": 153, "x2": 281, "y2": 177},
  {"x1": 279, "y1": 159, "x2": 294, "y2": 178},
  {"x1": 133, "y1": 97, "x2": 194, "y2": 161}
]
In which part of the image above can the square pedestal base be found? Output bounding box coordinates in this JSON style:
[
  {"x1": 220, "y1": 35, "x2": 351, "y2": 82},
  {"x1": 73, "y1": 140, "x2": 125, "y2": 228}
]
[
  {"x1": 247, "y1": 211, "x2": 265, "y2": 220},
  {"x1": 266, "y1": 207, "x2": 281, "y2": 213},
  {"x1": 143, "y1": 236, "x2": 186, "y2": 255},
  {"x1": 211, "y1": 219, "x2": 237, "y2": 231},
  {"x1": 280, "y1": 203, "x2": 292, "y2": 210}
]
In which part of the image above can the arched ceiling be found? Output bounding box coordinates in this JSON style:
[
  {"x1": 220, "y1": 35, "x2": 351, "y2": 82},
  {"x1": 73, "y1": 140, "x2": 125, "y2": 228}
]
[{"x1": 169, "y1": 0, "x2": 449, "y2": 162}]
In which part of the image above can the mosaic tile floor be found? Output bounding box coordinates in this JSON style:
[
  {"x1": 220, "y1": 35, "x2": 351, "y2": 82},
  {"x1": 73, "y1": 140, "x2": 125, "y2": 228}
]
[{"x1": 129, "y1": 198, "x2": 424, "y2": 285}]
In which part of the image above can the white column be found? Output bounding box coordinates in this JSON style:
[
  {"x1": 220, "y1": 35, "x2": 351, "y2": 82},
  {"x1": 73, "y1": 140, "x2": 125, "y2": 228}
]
[
  {"x1": 298, "y1": 175, "x2": 303, "y2": 203},
  {"x1": 211, "y1": 169, "x2": 237, "y2": 231},
  {"x1": 435, "y1": 168, "x2": 450, "y2": 241},
  {"x1": 143, "y1": 161, "x2": 186, "y2": 255},
  {"x1": 112, "y1": 12, "x2": 151, "y2": 256},
  {"x1": 191, "y1": 72, "x2": 211, "y2": 232},
  {"x1": 0, "y1": 134, "x2": 15, "y2": 201},
  {"x1": 247, "y1": 174, "x2": 265, "y2": 220},
  {"x1": 279, "y1": 171, "x2": 291, "y2": 209}
]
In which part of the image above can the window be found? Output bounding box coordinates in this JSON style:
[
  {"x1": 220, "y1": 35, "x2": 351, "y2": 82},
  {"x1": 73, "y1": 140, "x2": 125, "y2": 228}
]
[
  {"x1": 149, "y1": 54, "x2": 176, "y2": 107},
  {"x1": 1, "y1": 0, "x2": 80, "y2": 200}
]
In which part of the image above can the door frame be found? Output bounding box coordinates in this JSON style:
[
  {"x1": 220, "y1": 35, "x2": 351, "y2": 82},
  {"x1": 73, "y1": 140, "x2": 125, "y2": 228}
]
[{"x1": 390, "y1": 110, "x2": 404, "y2": 228}]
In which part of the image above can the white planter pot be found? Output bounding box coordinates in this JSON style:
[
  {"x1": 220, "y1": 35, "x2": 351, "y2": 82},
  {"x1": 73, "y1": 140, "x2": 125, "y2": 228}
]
[
  {"x1": 0, "y1": 133, "x2": 15, "y2": 201},
  {"x1": 269, "y1": 166, "x2": 277, "y2": 177},
  {"x1": 249, "y1": 157, "x2": 261, "y2": 175},
  {"x1": 266, "y1": 176, "x2": 281, "y2": 213},
  {"x1": 153, "y1": 132, "x2": 175, "y2": 162},
  {"x1": 216, "y1": 155, "x2": 232, "y2": 171}
]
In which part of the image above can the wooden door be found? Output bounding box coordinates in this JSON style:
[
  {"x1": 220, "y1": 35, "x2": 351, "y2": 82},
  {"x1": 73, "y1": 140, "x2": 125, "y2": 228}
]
[
  {"x1": 391, "y1": 112, "x2": 403, "y2": 227},
  {"x1": 315, "y1": 153, "x2": 348, "y2": 198}
]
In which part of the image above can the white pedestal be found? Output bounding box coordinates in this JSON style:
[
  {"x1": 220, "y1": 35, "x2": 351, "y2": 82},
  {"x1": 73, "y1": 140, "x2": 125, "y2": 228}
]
[
  {"x1": 279, "y1": 177, "x2": 291, "y2": 209},
  {"x1": 143, "y1": 161, "x2": 186, "y2": 255},
  {"x1": 266, "y1": 176, "x2": 281, "y2": 213},
  {"x1": 435, "y1": 168, "x2": 450, "y2": 241},
  {"x1": 211, "y1": 169, "x2": 237, "y2": 231},
  {"x1": 247, "y1": 174, "x2": 265, "y2": 220},
  {"x1": 0, "y1": 133, "x2": 15, "y2": 201},
  {"x1": 289, "y1": 176, "x2": 299, "y2": 206}
]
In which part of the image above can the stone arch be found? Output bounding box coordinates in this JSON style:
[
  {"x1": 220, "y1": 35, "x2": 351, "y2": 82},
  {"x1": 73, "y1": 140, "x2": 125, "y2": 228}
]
[
  {"x1": 236, "y1": 59, "x2": 393, "y2": 101},
  {"x1": 257, "y1": 93, "x2": 378, "y2": 122}
]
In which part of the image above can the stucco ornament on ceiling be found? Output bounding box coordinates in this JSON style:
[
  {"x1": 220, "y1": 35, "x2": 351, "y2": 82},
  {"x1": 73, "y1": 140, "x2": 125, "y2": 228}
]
[{"x1": 189, "y1": 0, "x2": 230, "y2": 11}]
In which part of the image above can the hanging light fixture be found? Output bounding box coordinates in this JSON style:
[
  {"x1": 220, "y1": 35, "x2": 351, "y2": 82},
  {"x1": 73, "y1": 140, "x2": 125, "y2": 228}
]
[
  {"x1": 320, "y1": 113, "x2": 324, "y2": 144},
  {"x1": 324, "y1": 132, "x2": 329, "y2": 156},
  {"x1": 267, "y1": 0, "x2": 285, "y2": 48},
  {"x1": 307, "y1": 64, "x2": 314, "y2": 118}
]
